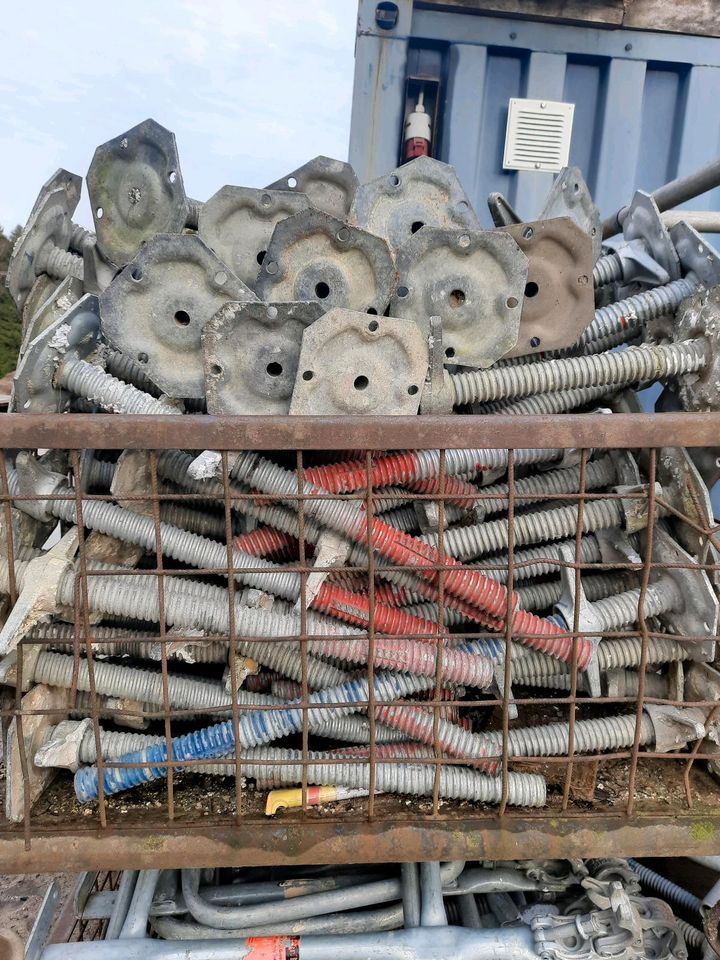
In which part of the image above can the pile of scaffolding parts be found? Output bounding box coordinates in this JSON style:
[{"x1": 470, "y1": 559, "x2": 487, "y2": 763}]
[
  {"x1": 32, "y1": 857, "x2": 720, "y2": 960},
  {"x1": 2, "y1": 118, "x2": 720, "y2": 822}
]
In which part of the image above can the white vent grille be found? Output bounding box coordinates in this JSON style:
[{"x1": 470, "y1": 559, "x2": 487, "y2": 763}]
[{"x1": 503, "y1": 98, "x2": 574, "y2": 173}]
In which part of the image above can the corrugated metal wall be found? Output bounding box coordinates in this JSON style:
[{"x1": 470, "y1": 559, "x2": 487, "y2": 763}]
[{"x1": 350, "y1": 0, "x2": 720, "y2": 225}]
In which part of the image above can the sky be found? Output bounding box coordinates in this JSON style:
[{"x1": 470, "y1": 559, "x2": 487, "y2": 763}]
[{"x1": 0, "y1": 0, "x2": 359, "y2": 232}]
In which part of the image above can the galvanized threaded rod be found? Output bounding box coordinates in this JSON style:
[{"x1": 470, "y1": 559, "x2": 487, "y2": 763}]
[
  {"x1": 56, "y1": 732, "x2": 545, "y2": 805},
  {"x1": 28, "y1": 648, "x2": 402, "y2": 744},
  {"x1": 421, "y1": 497, "x2": 625, "y2": 562},
  {"x1": 474, "y1": 385, "x2": 617, "y2": 417},
  {"x1": 57, "y1": 355, "x2": 179, "y2": 415},
  {"x1": 450, "y1": 339, "x2": 706, "y2": 407},
  {"x1": 477, "y1": 712, "x2": 656, "y2": 767},
  {"x1": 8, "y1": 471, "x2": 492, "y2": 686},
  {"x1": 34, "y1": 242, "x2": 84, "y2": 281},
  {"x1": 3, "y1": 556, "x2": 484, "y2": 744},
  {"x1": 510, "y1": 637, "x2": 693, "y2": 687},
  {"x1": 224, "y1": 450, "x2": 584, "y2": 662},
  {"x1": 32, "y1": 650, "x2": 276, "y2": 714},
  {"x1": 384, "y1": 536, "x2": 606, "y2": 607},
  {"x1": 604, "y1": 669, "x2": 672, "y2": 698},
  {"x1": 372, "y1": 572, "x2": 629, "y2": 629},
  {"x1": 578, "y1": 274, "x2": 700, "y2": 348},
  {"x1": 0, "y1": 554, "x2": 354, "y2": 691},
  {"x1": 481, "y1": 535, "x2": 604, "y2": 584},
  {"x1": 588, "y1": 579, "x2": 681, "y2": 631},
  {"x1": 68, "y1": 222, "x2": 95, "y2": 251},
  {"x1": 72, "y1": 671, "x2": 438, "y2": 800},
  {"x1": 593, "y1": 251, "x2": 624, "y2": 288},
  {"x1": 301, "y1": 447, "x2": 561, "y2": 494},
  {"x1": 472, "y1": 456, "x2": 616, "y2": 520},
  {"x1": 104, "y1": 350, "x2": 163, "y2": 398},
  {"x1": 515, "y1": 571, "x2": 632, "y2": 612},
  {"x1": 72, "y1": 658, "x2": 541, "y2": 800},
  {"x1": 23, "y1": 645, "x2": 397, "y2": 747},
  {"x1": 69, "y1": 729, "x2": 425, "y2": 767},
  {"x1": 156, "y1": 452, "x2": 475, "y2": 626},
  {"x1": 185, "y1": 198, "x2": 203, "y2": 230}
]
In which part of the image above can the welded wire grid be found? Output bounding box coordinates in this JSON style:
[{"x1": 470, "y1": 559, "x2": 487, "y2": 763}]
[
  {"x1": 50, "y1": 872, "x2": 120, "y2": 943},
  {"x1": 1, "y1": 417, "x2": 720, "y2": 852}
]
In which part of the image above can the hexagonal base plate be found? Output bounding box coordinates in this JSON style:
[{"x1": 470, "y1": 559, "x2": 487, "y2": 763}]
[
  {"x1": 349, "y1": 155, "x2": 481, "y2": 253},
  {"x1": 87, "y1": 118, "x2": 187, "y2": 267},
  {"x1": 198, "y1": 186, "x2": 310, "y2": 289},
  {"x1": 204, "y1": 300, "x2": 324, "y2": 414},
  {"x1": 266, "y1": 155, "x2": 358, "y2": 220},
  {"x1": 100, "y1": 234, "x2": 256, "y2": 398},
  {"x1": 289, "y1": 308, "x2": 428, "y2": 415},
  {"x1": 500, "y1": 217, "x2": 594, "y2": 358},
  {"x1": 391, "y1": 227, "x2": 527, "y2": 368},
  {"x1": 256, "y1": 209, "x2": 396, "y2": 315}
]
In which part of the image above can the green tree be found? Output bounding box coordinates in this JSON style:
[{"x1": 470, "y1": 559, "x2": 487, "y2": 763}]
[{"x1": 0, "y1": 224, "x2": 22, "y2": 378}]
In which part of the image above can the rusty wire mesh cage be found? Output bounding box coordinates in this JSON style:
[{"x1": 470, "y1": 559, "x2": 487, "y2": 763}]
[
  {"x1": 46, "y1": 872, "x2": 120, "y2": 943},
  {"x1": 1, "y1": 412, "x2": 720, "y2": 872}
]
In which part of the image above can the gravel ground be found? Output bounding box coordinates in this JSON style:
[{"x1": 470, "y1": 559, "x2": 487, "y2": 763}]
[{"x1": 0, "y1": 872, "x2": 76, "y2": 943}]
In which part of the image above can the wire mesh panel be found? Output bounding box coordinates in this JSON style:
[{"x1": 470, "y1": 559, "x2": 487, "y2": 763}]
[{"x1": 1, "y1": 412, "x2": 720, "y2": 872}]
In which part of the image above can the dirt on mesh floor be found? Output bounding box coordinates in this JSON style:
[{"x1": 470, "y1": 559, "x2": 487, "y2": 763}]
[
  {"x1": 0, "y1": 872, "x2": 75, "y2": 943},
  {"x1": 0, "y1": 742, "x2": 76, "y2": 943}
]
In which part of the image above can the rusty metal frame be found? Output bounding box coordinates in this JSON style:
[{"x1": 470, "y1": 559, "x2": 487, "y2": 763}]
[{"x1": 1, "y1": 412, "x2": 720, "y2": 873}]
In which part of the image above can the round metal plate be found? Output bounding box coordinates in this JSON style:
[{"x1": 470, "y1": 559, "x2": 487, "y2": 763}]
[
  {"x1": 256, "y1": 209, "x2": 396, "y2": 315},
  {"x1": 198, "y1": 186, "x2": 311, "y2": 289},
  {"x1": 391, "y1": 227, "x2": 527, "y2": 368},
  {"x1": 87, "y1": 119, "x2": 187, "y2": 267},
  {"x1": 100, "y1": 234, "x2": 257, "y2": 399},
  {"x1": 203, "y1": 300, "x2": 324, "y2": 415}
]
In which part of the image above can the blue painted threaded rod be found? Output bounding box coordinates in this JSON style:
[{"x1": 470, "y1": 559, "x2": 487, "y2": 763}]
[{"x1": 74, "y1": 672, "x2": 433, "y2": 802}]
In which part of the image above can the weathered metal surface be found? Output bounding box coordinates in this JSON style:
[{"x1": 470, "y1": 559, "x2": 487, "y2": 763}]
[
  {"x1": 100, "y1": 234, "x2": 256, "y2": 399},
  {"x1": 256, "y1": 209, "x2": 396, "y2": 315},
  {"x1": 198, "y1": 186, "x2": 311, "y2": 290},
  {"x1": 0, "y1": 412, "x2": 718, "y2": 451},
  {"x1": 1, "y1": 811, "x2": 720, "y2": 874},
  {"x1": 6, "y1": 189, "x2": 74, "y2": 310},
  {"x1": 391, "y1": 227, "x2": 527, "y2": 368},
  {"x1": 289, "y1": 309, "x2": 428, "y2": 415},
  {"x1": 203, "y1": 300, "x2": 324, "y2": 415},
  {"x1": 414, "y1": 0, "x2": 720, "y2": 36},
  {"x1": 501, "y1": 218, "x2": 594, "y2": 358},
  {"x1": 19, "y1": 277, "x2": 83, "y2": 361},
  {"x1": 265, "y1": 156, "x2": 359, "y2": 220},
  {"x1": 12, "y1": 298, "x2": 101, "y2": 415},
  {"x1": 87, "y1": 119, "x2": 187, "y2": 267},
  {"x1": 539, "y1": 167, "x2": 601, "y2": 263},
  {"x1": 349, "y1": 155, "x2": 480, "y2": 253}
]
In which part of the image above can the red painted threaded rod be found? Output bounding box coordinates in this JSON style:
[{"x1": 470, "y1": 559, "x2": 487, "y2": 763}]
[
  {"x1": 232, "y1": 525, "x2": 299, "y2": 561},
  {"x1": 349, "y1": 511, "x2": 591, "y2": 668},
  {"x1": 406, "y1": 475, "x2": 480, "y2": 509}
]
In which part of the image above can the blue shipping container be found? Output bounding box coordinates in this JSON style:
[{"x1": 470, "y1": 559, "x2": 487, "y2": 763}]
[{"x1": 350, "y1": 0, "x2": 720, "y2": 224}]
